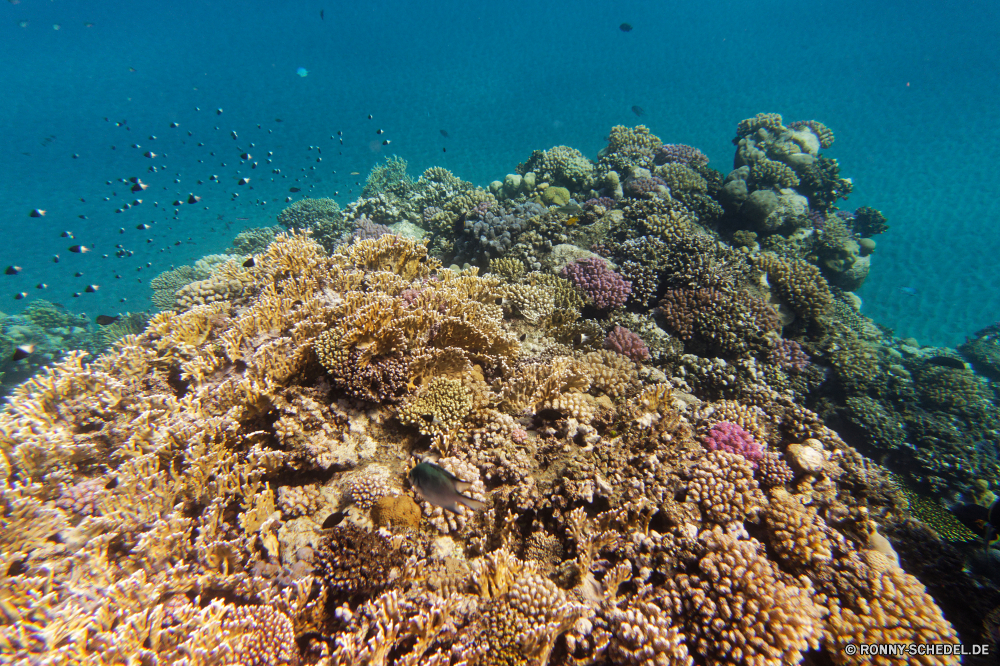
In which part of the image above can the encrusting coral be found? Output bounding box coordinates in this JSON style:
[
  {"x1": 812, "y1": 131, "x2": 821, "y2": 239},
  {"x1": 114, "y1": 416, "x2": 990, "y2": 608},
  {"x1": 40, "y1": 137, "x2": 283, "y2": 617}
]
[{"x1": 0, "y1": 117, "x2": 975, "y2": 665}]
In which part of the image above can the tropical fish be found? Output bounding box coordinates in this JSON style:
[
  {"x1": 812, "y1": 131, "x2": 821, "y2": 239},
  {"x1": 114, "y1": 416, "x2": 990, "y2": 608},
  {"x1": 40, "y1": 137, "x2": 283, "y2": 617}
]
[
  {"x1": 409, "y1": 462, "x2": 487, "y2": 514},
  {"x1": 952, "y1": 498, "x2": 1000, "y2": 545},
  {"x1": 12, "y1": 344, "x2": 34, "y2": 361},
  {"x1": 95, "y1": 315, "x2": 120, "y2": 326},
  {"x1": 631, "y1": 105, "x2": 645, "y2": 117},
  {"x1": 620, "y1": 23, "x2": 633, "y2": 32}
]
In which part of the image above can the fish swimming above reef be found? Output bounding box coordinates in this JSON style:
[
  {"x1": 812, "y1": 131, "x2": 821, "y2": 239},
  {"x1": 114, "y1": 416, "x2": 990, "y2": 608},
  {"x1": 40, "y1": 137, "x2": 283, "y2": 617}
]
[
  {"x1": 631, "y1": 105, "x2": 645, "y2": 117},
  {"x1": 408, "y1": 462, "x2": 487, "y2": 514},
  {"x1": 952, "y1": 498, "x2": 1000, "y2": 545}
]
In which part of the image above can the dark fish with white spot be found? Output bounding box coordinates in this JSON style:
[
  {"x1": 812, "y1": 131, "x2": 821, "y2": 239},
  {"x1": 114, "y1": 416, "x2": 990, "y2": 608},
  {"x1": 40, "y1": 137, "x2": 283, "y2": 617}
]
[
  {"x1": 409, "y1": 462, "x2": 487, "y2": 513},
  {"x1": 12, "y1": 344, "x2": 34, "y2": 361}
]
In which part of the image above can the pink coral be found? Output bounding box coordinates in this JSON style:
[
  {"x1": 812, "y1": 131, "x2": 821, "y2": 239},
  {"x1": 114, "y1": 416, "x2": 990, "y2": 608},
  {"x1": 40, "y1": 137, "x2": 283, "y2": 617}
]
[
  {"x1": 604, "y1": 325, "x2": 650, "y2": 361},
  {"x1": 702, "y1": 422, "x2": 764, "y2": 467},
  {"x1": 560, "y1": 258, "x2": 632, "y2": 310}
]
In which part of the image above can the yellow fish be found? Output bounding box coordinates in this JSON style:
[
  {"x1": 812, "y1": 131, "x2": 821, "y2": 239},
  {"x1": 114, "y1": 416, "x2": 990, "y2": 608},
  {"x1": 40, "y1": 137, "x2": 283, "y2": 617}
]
[{"x1": 565, "y1": 216, "x2": 579, "y2": 227}]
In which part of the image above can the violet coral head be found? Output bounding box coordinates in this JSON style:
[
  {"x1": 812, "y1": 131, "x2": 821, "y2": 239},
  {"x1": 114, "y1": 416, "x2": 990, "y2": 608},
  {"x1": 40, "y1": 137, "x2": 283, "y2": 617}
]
[
  {"x1": 560, "y1": 257, "x2": 631, "y2": 310},
  {"x1": 702, "y1": 421, "x2": 764, "y2": 466},
  {"x1": 654, "y1": 143, "x2": 709, "y2": 167},
  {"x1": 770, "y1": 338, "x2": 811, "y2": 372},
  {"x1": 604, "y1": 325, "x2": 650, "y2": 361}
]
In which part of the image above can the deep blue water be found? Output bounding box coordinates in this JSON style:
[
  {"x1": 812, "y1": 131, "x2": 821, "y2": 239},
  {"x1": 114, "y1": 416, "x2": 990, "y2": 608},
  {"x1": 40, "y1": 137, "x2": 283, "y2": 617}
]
[{"x1": 2, "y1": 0, "x2": 998, "y2": 347}]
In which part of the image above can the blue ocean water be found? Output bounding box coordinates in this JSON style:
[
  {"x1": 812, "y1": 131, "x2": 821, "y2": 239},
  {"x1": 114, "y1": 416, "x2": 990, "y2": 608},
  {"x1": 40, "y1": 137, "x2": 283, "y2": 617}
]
[{"x1": 1, "y1": 0, "x2": 998, "y2": 347}]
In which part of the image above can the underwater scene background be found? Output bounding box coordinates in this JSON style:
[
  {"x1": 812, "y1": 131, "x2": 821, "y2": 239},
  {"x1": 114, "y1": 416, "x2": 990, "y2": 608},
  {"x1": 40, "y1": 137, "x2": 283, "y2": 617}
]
[{"x1": 3, "y1": 0, "x2": 1000, "y2": 664}]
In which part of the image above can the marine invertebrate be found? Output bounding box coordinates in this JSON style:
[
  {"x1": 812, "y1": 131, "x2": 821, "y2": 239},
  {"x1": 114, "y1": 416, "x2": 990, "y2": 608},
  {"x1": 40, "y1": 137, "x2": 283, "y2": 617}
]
[
  {"x1": 362, "y1": 155, "x2": 413, "y2": 198},
  {"x1": 735, "y1": 112, "x2": 784, "y2": 140},
  {"x1": 657, "y1": 287, "x2": 779, "y2": 356},
  {"x1": 788, "y1": 119, "x2": 835, "y2": 149},
  {"x1": 851, "y1": 205, "x2": 889, "y2": 237},
  {"x1": 701, "y1": 421, "x2": 764, "y2": 466},
  {"x1": 276, "y1": 197, "x2": 342, "y2": 231},
  {"x1": 755, "y1": 252, "x2": 834, "y2": 320},
  {"x1": 770, "y1": 337, "x2": 811, "y2": 371},
  {"x1": 604, "y1": 325, "x2": 650, "y2": 362},
  {"x1": 654, "y1": 143, "x2": 709, "y2": 167},
  {"x1": 518, "y1": 145, "x2": 596, "y2": 191},
  {"x1": 685, "y1": 450, "x2": 766, "y2": 525},
  {"x1": 666, "y1": 527, "x2": 824, "y2": 666},
  {"x1": 397, "y1": 376, "x2": 474, "y2": 436},
  {"x1": 560, "y1": 257, "x2": 631, "y2": 310},
  {"x1": 824, "y1": 550, "x2": 960, "y2": 665}
]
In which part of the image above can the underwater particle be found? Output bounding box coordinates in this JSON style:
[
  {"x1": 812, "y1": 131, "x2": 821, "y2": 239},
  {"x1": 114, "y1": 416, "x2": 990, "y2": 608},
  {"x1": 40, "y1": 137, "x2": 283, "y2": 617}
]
[
  {"x1": 52, "y1": 24, "x2": 60, "y2": 30},
  {"x1": 169, "y1": 122, "x2": 179, "y2": 128},
  {"x1": 5, "y1": 265, "x2": 21, "y2": 275},
  {"x1": 368, "y1": 114, "x2": 373, "y2": 119},
  {"x1": 12, "y1": 344, "x2": 34, "y2": 360},
  {"x1": 440, "y1": 129, "x2": 449, "y2": 137},
  {"x1": 631, "y1": 105, "x2": 645, "y2": 116},
  {"x1": 95, "y1": 315, "x2": 120, "y2": 325},
  {"x1": 620, "y1": 22, "x2": 633, "y2": 31},
  {"x1": 409, "y1": 462, "x2": 487, "y2": 514},
  {"x1": 296, "y1": 67, "x2": 308, "y2": 77},
  {"x1": 61, "y1": 230, "x2": 73, "y2": 238},
  {"x1": 29, "y1": 209, "x2": 46, "y2": 217},
  {"x1": 13, "y1": 292, "x2": 27, "y2": 300},
  {"x1": 68, "y1": 245, "x2": 90, "y2": 253}
]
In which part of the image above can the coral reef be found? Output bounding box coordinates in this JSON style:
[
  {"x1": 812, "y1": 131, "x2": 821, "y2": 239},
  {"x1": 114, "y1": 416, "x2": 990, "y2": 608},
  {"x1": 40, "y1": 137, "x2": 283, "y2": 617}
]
[{"x1": 0, "y1": 117, "x2": 987, "y2": 666}]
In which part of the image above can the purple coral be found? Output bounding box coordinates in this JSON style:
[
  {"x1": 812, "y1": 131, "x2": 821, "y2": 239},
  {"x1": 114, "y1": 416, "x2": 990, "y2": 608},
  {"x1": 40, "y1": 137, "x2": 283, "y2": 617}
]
[
  {"x1": 561, "y1": 258, "x2": 632, "y2": 310},
  {"x1": 351, "y1": 216, "x2": 393, "y2": 243},
  {"x1": 604, "y1": 325, "x2": 650, "y2": 361},
  {"x1": 702, "y1": 422, "x2": 764, "y2": 467},
  {"x1": 769, "y1": 338, "x2": 811, "y2": 372},
  {"x1": 654, "y1": 144, "x2": 709, "y2": 167},
  {"x1": 624, "y1": 176, "x2": 668, "y2": 199}
]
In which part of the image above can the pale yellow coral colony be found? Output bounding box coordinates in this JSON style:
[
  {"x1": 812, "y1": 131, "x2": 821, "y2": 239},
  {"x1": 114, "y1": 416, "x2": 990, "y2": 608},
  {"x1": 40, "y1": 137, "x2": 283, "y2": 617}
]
[{"x1": 0, "y1": 233, "x2": 960, "y2": 664}]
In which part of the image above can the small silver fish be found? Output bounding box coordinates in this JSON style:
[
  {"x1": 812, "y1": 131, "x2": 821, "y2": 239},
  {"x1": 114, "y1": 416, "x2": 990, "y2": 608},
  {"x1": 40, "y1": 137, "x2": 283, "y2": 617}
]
[{"x1": 409, "y1": 462, "x2": 487, "y2": 514}]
